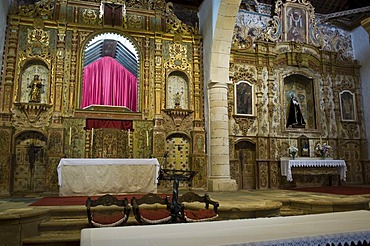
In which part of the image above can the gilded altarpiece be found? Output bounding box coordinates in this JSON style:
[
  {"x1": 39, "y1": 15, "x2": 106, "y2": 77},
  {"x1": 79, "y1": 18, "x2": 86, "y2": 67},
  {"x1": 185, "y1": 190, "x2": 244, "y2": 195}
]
[
  {"x1": 0, "y1": 0, "x2": 205, "y2": 194},
  {"x1": 230, "y1": 0, "x2": 367, "y2": 188}
]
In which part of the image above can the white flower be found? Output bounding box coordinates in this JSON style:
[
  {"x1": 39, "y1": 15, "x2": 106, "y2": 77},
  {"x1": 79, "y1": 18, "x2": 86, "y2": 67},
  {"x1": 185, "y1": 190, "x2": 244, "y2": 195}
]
[
  {"x1": 315, "y1": 143, "x2": 331, "y2": 156},
  {"x1": 288, "y1": 146, "x2": 298, "y2": 157},
  {"x1": 288, "y1": 146, "x2": 298, "y2": 153}
]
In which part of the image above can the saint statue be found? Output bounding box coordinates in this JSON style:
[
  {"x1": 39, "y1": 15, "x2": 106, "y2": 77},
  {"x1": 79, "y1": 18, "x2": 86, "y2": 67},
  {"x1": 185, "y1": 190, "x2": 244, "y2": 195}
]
[
  {"x1": 286, "y1": 94, "x2": 305, "y2": 128},
  {"x1": 28, "y1": 75, "x2": 43, "y2": 103},
  {"x1": 174, "y1": 92, "x2": 181, "y2": 109}
]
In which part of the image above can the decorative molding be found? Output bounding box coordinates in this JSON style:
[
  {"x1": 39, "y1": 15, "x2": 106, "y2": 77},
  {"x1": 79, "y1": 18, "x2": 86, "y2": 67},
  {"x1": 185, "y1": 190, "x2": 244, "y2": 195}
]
[{"x1": 162, "y1": 109, "x2": 193, "y2": 127}]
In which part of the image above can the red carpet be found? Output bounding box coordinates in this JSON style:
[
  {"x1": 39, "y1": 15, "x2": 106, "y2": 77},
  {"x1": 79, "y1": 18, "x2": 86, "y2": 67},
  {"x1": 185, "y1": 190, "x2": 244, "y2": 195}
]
[
  {"x1": 30, "y1": 194, "x2": 170, "y2": 206},
  {"x1": 289, "y1": 186, "x2": 370, "y2": 195}
]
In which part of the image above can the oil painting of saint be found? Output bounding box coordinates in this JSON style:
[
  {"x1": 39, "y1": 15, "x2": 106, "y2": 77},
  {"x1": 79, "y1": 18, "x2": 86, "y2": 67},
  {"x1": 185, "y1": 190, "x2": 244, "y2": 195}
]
[{"x1": 235, "y1": 81, "x2": 253, "y2": 116}]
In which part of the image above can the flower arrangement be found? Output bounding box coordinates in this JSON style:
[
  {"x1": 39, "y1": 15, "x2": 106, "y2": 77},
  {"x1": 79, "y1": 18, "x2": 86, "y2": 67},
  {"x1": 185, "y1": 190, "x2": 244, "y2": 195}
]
[
  {"x1": 288, "y1": 146, "x2": 298, "y2": 159},
  {"x1": 315, "y1": 143, "x2": 331, "y2": 157}
]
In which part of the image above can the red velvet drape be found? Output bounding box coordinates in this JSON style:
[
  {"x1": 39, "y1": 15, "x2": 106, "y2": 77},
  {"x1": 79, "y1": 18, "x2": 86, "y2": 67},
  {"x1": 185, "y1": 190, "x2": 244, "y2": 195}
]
[
  {"x1": 86, "y1": 119, "x2": 132, "y2": 130},
  {"x1": 81, "y1": 56, "x2": 137, "y2": 111}
]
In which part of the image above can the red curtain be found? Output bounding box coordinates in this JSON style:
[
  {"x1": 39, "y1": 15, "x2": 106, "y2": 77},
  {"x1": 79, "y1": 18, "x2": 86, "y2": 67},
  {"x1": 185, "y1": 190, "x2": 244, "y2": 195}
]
[
  {"x1": 86, "y1": 119, "x2": 132, "y2": 130},
  {"x1": 81, "y1": 56, "x2": 137, "y2": 111}
]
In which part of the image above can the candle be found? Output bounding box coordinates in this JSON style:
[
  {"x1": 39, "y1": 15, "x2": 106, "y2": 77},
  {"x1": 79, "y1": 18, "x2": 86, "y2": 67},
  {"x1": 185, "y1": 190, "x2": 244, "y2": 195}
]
[
  {"x1": 146, "y1": 130, "x2": 149, "y2": 147},
  {"x1": 128, "y1": 129, "x2": 130, "y2": 145},
  {"x1": 69, "y1": 127, "x2": 72, "y2": 145},
  {"x1": 91, "y1": 128, "x2": 94, "y2": 147}
]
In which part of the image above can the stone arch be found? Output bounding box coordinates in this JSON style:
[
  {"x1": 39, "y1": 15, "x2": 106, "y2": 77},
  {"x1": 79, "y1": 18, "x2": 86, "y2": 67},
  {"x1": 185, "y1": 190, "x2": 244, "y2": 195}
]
[{"x1": 199, "y1": 0, "x2": 241, "y2": 191}]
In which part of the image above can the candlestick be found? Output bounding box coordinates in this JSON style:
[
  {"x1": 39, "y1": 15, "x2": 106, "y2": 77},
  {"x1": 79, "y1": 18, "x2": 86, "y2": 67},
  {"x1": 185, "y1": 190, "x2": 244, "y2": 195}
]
[
  {"x1": 91, "y1": 128, "x2": 94, "y2": 146},
  {"x1": 91, "y1": 128, "x2": 94, "y2": 157},
  {"x1": 128, "y1": 129, "x2": 130, "y2": 146},
  {"x1": 69, "y1": 127, "x2": 72, "y2": 145},
  {"x1": 320, "y1": 136, "x2": 322, "y2": 145}
]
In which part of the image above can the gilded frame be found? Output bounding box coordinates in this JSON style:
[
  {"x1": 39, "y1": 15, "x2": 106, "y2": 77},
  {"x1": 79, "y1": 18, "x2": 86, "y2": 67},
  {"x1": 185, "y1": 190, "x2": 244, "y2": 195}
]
[
  {"x1": 339, "y1": 90, "x2": 356, "y2": 122},
  {"x1": 234, "y1": 81, "x2": 254, "y2": 116},
  {"x1": 282, "y1": 2, "x2": 309, "y2": 43}
]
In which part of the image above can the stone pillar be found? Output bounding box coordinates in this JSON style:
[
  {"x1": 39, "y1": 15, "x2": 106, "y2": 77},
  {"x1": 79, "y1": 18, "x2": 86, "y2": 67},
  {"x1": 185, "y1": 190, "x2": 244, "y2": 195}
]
[
  {"x1": 199, "y1": 0, "x2": 240, "y2": 191},
  {"x1": 207, "y1": 81, "x2": 237, "y2": 191}
]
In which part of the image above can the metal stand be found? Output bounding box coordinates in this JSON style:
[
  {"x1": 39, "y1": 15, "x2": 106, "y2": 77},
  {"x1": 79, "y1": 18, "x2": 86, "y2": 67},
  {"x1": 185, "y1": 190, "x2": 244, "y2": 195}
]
[{"x1": 157, "y1": 168, "x2": 197, "y2": 223}]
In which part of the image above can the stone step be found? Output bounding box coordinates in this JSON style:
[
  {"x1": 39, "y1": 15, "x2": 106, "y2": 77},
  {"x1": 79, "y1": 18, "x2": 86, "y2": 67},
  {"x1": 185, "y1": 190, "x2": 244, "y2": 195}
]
[
  {"x1": 280, "y1": 206, "x2": 305, "y2": 216},
  {"x1": 39, "y1": 217, "x2": 89, "y2": 232},
  {"x1": 22, "y1": 231, "x2": 80, "y2": 246}
]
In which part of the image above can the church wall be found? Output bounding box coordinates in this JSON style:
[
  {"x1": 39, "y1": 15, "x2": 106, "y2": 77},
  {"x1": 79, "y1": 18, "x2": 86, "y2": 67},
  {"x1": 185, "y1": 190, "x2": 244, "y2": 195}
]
[
  {"x1": 0, "y1": 0, "x2": 206, "y2": 195},
  {"x1": 352, "y1": 26, "x2": 370, "y2": 182},
  {"x1": 229, "y1": 2, "x2": 368, "y2": 188}
]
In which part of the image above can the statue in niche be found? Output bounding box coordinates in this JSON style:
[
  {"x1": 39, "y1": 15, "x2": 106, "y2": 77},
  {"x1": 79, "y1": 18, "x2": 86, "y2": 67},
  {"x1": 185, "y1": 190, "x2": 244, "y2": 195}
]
[
  {"x1": 174, "y1": 92, "x2": 181, "y2": 109},
  {"x1": 28, "y1": 75, "x2": 44, "y2": 103},
  {"x1": 286, "y1": 94, "x2": 305, "y2": 128}
]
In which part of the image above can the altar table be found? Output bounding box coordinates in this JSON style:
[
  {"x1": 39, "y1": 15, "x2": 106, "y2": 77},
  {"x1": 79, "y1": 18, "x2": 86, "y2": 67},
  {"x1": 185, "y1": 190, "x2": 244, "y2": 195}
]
[
  {"x1": 81, "y1": 210, "x2": 370, "y2": 246},
  {"x1": 280, "y1": 157, "x2": 347, "y2": 182},
  {"x1": 57, "y1": 158, "x2": 160, "y2": 196}
]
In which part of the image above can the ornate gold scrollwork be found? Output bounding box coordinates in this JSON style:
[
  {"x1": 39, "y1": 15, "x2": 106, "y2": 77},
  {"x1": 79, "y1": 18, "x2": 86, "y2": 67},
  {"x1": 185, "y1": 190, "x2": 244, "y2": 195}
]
[
  {"x1": 162, "y1": 109, "x2": 193, "y2": 127},
  {"x1": 12, "y1": 103, "x2": 53, "y2": 128},
  {"x1": 18, "y1": 0, "x2": 54, "y2": 19},
  {"x1": 233, "y1": 116, "x2": 256, "y2": 135}
]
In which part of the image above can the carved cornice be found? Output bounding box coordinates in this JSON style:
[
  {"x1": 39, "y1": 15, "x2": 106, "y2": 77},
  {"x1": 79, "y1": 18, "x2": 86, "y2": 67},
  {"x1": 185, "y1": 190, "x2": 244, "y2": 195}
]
[
  {"x1": 162, "y1": 109, "x2": 193, "y2": 127},
  {"x1": 12, "y1": 102, "x2": 53, "y2": 128}
]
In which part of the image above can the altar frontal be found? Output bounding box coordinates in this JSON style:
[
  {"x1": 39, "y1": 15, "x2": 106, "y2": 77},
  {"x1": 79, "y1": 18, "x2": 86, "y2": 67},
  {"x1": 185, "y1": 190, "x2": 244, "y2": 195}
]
[{"x1": 57, "y1": 158, "x2": 160, "y2": 196}]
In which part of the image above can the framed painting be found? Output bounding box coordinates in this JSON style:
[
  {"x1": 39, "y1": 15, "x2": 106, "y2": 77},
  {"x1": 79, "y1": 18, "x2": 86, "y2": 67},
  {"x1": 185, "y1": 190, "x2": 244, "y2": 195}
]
[
  {"x1": 235, "y1": 81, "x2": 254, "y2": 116},
  {"x1": 339, "y1": 90, "x2": 356, "y2": 121},
  {"x1": 282, "y1": 2, "x2": 309, "y2": 43}
]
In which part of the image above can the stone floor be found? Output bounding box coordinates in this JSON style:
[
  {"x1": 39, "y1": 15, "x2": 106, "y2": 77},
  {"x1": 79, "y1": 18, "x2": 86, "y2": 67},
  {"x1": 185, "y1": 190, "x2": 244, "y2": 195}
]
[
  {"x1": 1, "y1": 188, "x2": 370, "y2": 246},
  {"x1": 1, "y1": 187, "x2": 370, "y2": 215}
]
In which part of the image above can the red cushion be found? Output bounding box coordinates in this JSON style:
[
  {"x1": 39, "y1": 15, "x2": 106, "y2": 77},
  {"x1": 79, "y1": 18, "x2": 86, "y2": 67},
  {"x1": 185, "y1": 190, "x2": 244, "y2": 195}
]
[
  {"x1": 92, "y1": 211, "x2": 125, "y2": 225},
  {"x1": 184, "y1": 209, "x2": 218, "y2": 221},
  {"x1": 139, "y1": 209, "x2": 171, "y2": 220}
]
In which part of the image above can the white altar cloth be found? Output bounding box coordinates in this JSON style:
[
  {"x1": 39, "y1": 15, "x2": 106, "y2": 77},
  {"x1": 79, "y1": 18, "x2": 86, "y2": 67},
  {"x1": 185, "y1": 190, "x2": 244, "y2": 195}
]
[
  {"x1": 280, "y1": 157, "x2": 347, "y2": 182},
  {"x1": 57, "y1": 158, "x2": 160, "y2": 196},
  {"x1": 81, "y1": 210, "x2": 370, "y2": 246}
]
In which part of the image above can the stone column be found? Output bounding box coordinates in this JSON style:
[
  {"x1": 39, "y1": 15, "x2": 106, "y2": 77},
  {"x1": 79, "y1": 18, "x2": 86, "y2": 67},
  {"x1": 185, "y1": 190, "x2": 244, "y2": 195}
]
[
  {"x1": 207, "y1": 80, "x2": 237, "y2": 191},
  {"x1": 199, "y1": 0, "x2": 241, "y2": 191}
]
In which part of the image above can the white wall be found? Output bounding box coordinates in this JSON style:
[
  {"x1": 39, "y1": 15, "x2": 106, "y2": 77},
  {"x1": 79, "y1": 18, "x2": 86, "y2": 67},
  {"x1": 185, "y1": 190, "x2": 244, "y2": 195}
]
[{"x1": 352, "y1": 26, "x2": 370, "y2": 159}]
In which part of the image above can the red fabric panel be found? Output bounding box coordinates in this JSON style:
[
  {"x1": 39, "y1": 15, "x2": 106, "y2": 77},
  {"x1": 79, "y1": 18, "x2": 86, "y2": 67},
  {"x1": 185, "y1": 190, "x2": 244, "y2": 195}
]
[
  {"x1": 81, "y1": 56, "x2": 137, "y2": 111},
  {"x1": 92, "y1": 211, "x2": 124, "y2": 224},
  {"x1": 139, "y1": 209, "x2": 171, "y2": 221},
  {"x1": 86, "y1": 119, "x2": 132, "y2": 130},
  {"x1": 184, "y1": 209, "x2": 217, "y2": 220}
]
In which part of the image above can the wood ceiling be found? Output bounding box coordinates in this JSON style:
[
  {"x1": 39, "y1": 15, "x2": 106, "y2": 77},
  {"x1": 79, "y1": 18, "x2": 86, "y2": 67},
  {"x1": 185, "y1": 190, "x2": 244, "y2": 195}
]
[{"x1": 169, "y1": 0, "x2": 370, "y2": 30}]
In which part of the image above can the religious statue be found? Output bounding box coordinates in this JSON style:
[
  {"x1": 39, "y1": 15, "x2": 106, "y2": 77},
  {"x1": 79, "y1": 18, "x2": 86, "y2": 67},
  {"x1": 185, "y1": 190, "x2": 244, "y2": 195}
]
[
  {"x1": 286, "y1": 94, "x2": 305, "y2": 128},
  {"x1": 28, "y1": 143, "x2": 42, "y2": 172},
  {"x1": 28, "y1": 75, "x2": 43, "y2": 103},
  {"x1": 174, "y1": 92, "x2": 181, "y2": 109}
]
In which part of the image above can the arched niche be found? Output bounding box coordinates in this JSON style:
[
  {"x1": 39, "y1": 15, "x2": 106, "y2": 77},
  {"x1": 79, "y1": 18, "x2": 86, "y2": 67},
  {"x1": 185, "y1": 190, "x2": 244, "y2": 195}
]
[
  {"x1": 283, "y1": 74, "x2": 316, "y2": 130},
  {"x1": 79, "y1": 32, "x2": 141, "y2": 112},
  {"x1": 19, "y1": 59, "x2": 49, "y2": 104},
  {"x1": 166, "y1": 71, "x2": 189, "y2": 110}
]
